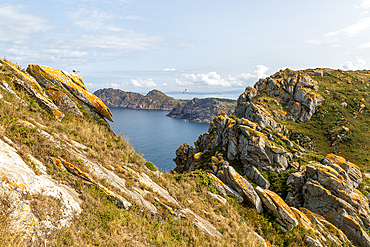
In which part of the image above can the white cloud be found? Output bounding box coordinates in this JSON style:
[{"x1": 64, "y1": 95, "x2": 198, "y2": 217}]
[
  {"x1": 340, "y1": 56, "x2": 368, "y2": 70},
  {"x1": 130, "y1": 78, "x2": 157, "y2": 88},
  {"x1": 123, "y1": 15, "x2": 145, "y2": 21},
  {"x1": 359, "y1": 42, "x2": 370, "y2": 49},
  {"x1": 69, "y1": 8, "x2": 124, "y2": 31},
  {"x1": 163, "y1": 68, "x2": 176, "y2": 71},
  {"x1": 108, "y1": 82, "x2": 125, "y2": 89},
  {"x1": 182, "y1": 71, "x2": 234, "y2": 87},
  {"x1": 325, "y1": 17, "x2": 370, "y2": 37},
  {"x1": 306, "y1": 39, "x2": 338, "y2": 45},
  {"x1": 178, "y1": 65, "x2": 270, "y2": 88},
  {"x1": 356, "y1": 0, "x2": 370, "y2": 9},
  {"x1": 0, "y1": 4, "x2": 52, "y2": 42},
  {"x1": 253, "y1": 65, "x2": 270, "y2": 79},
  {"x1": 76, "y1": 33, "x2": 163, "y2": 51}
]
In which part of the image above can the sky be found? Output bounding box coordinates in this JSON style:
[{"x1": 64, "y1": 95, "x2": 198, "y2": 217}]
[{"x1": 2, "y1": 0, "x2": 370, "y2": 99}]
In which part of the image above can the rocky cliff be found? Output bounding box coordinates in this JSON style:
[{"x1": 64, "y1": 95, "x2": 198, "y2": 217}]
[
  {"x1": 0, "y1": 58, "x2": 271, "y2": 246},
  {"x1": 167, "y1": 98, "x2": 236, "y2": 123},
  {"x1": 174, "y1": 68, "x2": 370, "y2": 246},
  {"x1": 94, "y1": 88, "x2": 183, "y2": 111},
  {"x1": 3, "y1": 58, "x2": 370, "y2": 247}
]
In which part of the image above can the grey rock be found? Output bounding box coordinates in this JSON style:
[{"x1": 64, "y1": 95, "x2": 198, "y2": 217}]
[
  {"x1": 221, "y1": 164, "x2": 263, "y2": 213},
  {"x1": 243, "y1": 165, "x2": 270, "y2": 189},
  {"x1": 256, "y1": 186, "x2": 298, "y2": 231}
]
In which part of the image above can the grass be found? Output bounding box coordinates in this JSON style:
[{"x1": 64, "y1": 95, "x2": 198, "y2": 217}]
[
  {"x1": 0, "y1": 194, "x2": 25, "y2": 247},
  {"x1": 0, "y1": 62, "x2": 359, "y2": 246}
]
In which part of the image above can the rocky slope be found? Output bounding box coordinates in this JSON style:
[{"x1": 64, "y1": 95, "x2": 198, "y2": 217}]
[
  {"x1": 0, "y1": 58, "x2": 271, "y2": 247},
  {"x1": 3, "y1": 57, "x2": 370, "y2": 246},
  {"x1": 174, "y1": 68, "x2": 370, "y2": 246},
  {"x1": 94, "y1": 88, "x2": 183, "y2": 111},
  {"x1": 167, "y1": 98, "x2": 236, "y2": 123}
]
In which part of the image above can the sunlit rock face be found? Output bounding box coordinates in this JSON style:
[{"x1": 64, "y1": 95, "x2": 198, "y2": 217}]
[{"x1": 27, "y1": 64, "x2": 113, "y2": 122}]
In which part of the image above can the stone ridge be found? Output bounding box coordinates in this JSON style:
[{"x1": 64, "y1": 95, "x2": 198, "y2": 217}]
[
  {"x1": 167, "y1": 98, "x2": 236, "y2": 123},
  {"x1": 94, "y1": 88, "x2": 183, "y2": 111},
  {"x1": 173, "y1": 68, "x2": 370, "y2": 246},
  {"x1": 235, "y1": 68, "x2": 324, "y2": 127}
]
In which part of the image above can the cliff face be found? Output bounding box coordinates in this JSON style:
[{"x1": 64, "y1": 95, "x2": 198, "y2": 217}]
[
  {"x1": 94, "y1": 88, "x2": 184, "y2": 111},
  {"x1": 167, "y1": 98, "x2": 236, "y2": 123},
  {"x1": 174, "y1": 68, "x2": 370, "y2": 246}
]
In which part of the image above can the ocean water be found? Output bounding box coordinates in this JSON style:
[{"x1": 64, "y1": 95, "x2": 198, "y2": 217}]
[{"x1": 109, "y1": 108, "x2": 209, "y2": 172}]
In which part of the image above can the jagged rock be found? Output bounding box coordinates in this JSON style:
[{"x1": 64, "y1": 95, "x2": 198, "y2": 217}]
[
  {"x1": 290, "y1": 207, "x2": 312, "y2": 230},
  {"x1": 175, "y1": 115, "x2": 291, "y2": 173},
  {"x1": 27, "y1": 64, "x2": 113, "y2": 121},
  {"x1": 256, "y1": 186, "x2": 298, "y2": 231},
  {"x1": 207, "y1": 173, "x2": 243, "y2": 203},
  {"x1": 236, "y1": 68, "x2": 324, "y2": 123},
  {"x1": 167, "y1": 97, "x2": 236, "y2": 123},
  {"x1": 304, "y1": 236, "x2": 323, "y2": 247},
  {"x1": 234, "y1": 101, "x2": 282, "y2": 130},
  {"x1": 220, "y1": 164, "x2": 263, "y2": 213},
  {"x1": 300, "y1": 207, "x2": 350, "y2": 245},
  {"x1": 173, "y1": 143, "x2": 196, "y2": 173},
  {"x1": 0, "y1": 59, "x2": 64, "y2": 121},
  {"x1": 46, "y1": 87, "x2": 83, "y2": 119},
  {"x1": 303, "y1": 181, "x2": 370, "y2": 246},
  {"x1": 13, "y1": 78, "x2": 64, "y2": 121},
  {"x1": 243, "y1": 165, "x2": 270, "y2": 189},
  {"x1": 322, "y1": 153, "x2": 362, "y2": 188}
]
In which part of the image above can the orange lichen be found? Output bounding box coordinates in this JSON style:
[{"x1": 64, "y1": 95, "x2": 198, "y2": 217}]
[{"x1": 27, "y1": 64, "x2": 113, "y2": 121}]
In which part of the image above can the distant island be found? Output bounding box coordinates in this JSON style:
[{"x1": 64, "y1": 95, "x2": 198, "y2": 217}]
[
  {"x1": 94, "y1": 88, "x2": 236, "y2": 123},
  {"x1": 93, "y1": 88, "x2": 182, "y2": 110}
]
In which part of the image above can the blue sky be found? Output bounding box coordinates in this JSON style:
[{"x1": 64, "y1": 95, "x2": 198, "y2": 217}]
[{"x1": 2, "y1": 0, "x2": 370, "y2": 99}]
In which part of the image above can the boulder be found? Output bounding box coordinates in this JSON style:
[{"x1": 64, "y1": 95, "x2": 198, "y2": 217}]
[
  {"x1": 27, "y1": 64, "x2": 113, "y2": 121},
  {"x1": 255, "y1": 186, "x2": 298, "y2": 231},
  {"x1": 221, "y1": 164, "x2": 263, "y2": 213},
  {"x1": 243, "y1": 165, "x2": 270, "y2": 189},
  {"x1": 207, "y1": 173, "x2": 243, "y2": 203}
]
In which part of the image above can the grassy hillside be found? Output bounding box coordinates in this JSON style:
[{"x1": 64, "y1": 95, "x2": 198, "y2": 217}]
[{"x1": 2, "y1": 59, "x2": 369, "y2": 246}]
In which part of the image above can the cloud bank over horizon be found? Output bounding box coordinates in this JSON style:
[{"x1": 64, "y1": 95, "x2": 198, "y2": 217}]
[{"x1": 1, "y1": 0, "x2": 370, "y2": 97}]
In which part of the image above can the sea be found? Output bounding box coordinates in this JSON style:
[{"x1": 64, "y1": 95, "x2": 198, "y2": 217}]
[{"x1": 109, "y1": 108, "x2": 209, "y2": 172}]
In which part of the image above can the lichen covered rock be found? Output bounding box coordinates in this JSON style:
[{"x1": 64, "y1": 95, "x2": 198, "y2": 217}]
[
  {"x1": 235, "y1": 68, "x2": 324, "y2": 123},
  {"x1": 256, "y1": 186, "x2": 298, "y2": 231},
  {"x1": 0, "y1": 59, "x2": 64, "y2": 121},
  {"x1": 27, "y1": 64, "x2": 113, "y2": 121}
]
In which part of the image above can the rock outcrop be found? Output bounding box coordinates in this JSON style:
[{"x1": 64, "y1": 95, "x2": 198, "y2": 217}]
[
  {"x1": 256, "y1": 186, "x2": 298, "y2": 231},
  {"x1": 167, "y1": 98, "x2": 236, "y2": 123},
  {"x1": 27, "y1": 64, "x2": 113, "y2": 121},
  {"x1": 173, "y1": 68, "x2": 370, "y2": 246},
  {"x1": 284, "y1": 154, "x2": 370, "y2": 246},
  {"x1": 174, "y1": 115, "x2": 293, "y2": 174},
  {"x1": 235, "y1": 69, "x2": 324, "y2": 125}
]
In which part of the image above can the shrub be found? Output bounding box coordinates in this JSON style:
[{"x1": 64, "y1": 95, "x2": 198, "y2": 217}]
[{"x1": 145, "y1": 161, "x2": 157, "y2": 171}]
